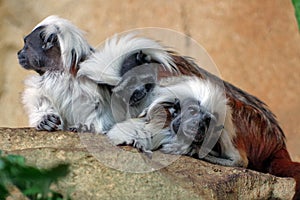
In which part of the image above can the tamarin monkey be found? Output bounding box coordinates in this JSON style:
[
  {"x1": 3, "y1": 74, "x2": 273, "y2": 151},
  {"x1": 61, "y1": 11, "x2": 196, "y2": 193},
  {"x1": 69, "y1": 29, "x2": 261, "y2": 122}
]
[
  {"x1": 18, "y1": 16, "x2": 300, "y2": 199},
  {"x1": 17, "y1": 16, "x2": 174, "y2": 133}
]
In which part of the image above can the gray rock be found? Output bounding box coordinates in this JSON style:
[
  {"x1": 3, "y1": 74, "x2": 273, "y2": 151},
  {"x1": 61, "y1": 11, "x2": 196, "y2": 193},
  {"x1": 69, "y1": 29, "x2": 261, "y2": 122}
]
[{"x1": 0, "y1": 128, "x2": 295, "y2": 199}]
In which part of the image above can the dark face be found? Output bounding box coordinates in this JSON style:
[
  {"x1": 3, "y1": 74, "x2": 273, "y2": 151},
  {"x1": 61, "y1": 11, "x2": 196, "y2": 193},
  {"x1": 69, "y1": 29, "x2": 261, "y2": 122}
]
[
  {"x1": 17, "y1": 26, "x2": 62, "y2": 75},
  {"x1": 110, "y1": 63, "x2": 158, "y2": 122},
  {"x1": 171, "y1": 98, "x2": 214, "y2": 143},
  {"x1": 120, "y1": 51, "x2": 156, "y2": 76}
]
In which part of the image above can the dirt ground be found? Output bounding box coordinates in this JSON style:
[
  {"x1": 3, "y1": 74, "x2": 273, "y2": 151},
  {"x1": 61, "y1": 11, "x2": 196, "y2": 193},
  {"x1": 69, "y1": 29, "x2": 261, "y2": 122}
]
[{"x1": 0, "y1": 0, "x2": 299, "y2": 161}]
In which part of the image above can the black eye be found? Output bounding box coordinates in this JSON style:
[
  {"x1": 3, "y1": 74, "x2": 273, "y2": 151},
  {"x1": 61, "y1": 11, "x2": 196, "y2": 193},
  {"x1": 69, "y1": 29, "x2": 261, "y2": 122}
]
[
  {"x1": 39, "y1": 32, "x2": 45, "y2": 41},
  {"x1": 46, "y1": 34, "x2": 57, "y2": 43}
]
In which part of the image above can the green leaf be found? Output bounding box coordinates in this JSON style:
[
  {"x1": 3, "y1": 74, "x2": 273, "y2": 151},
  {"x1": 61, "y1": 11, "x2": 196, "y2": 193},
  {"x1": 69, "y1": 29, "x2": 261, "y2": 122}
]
[
  {"x1": 0, "y1": 159, "x2": 5, "y2": 169},
  {"x1": 0, "y1": 152, "x2": 71, "y2": 199},
  {"x1": 44, "y1": 164, "x2": 70, "y2": 179},
  {"x1": 6, "y1": 154, "x2": 25, "y2": 166},
  {"x1": 23, "y1": 185, "x2": 44, "y2": 195},
  {"x1": 292, "y1": 0, "x2": 300, "y2": 30},
  {"x1": 0, "y1": 183, "x2": 9, "y2": 199}
]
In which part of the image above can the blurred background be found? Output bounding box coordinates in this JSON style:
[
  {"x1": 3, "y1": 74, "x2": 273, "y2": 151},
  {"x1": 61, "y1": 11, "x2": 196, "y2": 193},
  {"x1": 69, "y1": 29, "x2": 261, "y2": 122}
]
[{"x1": 0, "y1": 0, "x2": 299, "y2": 161}]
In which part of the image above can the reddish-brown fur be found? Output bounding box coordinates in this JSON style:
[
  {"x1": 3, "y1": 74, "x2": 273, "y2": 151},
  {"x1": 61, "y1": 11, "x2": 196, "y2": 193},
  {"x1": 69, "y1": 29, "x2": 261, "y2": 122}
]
[{"x1": 162, "y1": 54, "x2": 300, "y2": 199}]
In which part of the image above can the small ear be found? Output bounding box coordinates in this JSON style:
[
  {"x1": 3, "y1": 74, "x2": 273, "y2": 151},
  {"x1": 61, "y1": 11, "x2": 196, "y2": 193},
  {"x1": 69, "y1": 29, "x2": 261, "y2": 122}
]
[{"x1": 42, "y1": 33, "x2": 58, "y2": 50}]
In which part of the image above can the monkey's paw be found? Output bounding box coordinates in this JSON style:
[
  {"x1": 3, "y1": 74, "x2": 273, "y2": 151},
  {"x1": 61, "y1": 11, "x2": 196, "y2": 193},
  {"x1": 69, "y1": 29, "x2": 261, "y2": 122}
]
[
  {"x1": 36, "y1": 114, "x2": 63, "y2": 131},
  {"x1": 106, "y1": 131, "x2": 133, "y2": 146},
  {"x1": 77, "y1": 123, "x2": 96, "y2": 133},
  {"x1": 68, "y1": 127, "x2": 79, "y2": 132}
]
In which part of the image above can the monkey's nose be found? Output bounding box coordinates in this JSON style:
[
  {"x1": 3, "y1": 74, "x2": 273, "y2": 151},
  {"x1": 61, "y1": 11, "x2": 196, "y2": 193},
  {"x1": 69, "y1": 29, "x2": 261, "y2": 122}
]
[
  {"x1": 198, "y1": 115, "x2": 211, "y2": 134},
  {"x1": 17, "y1": 49, "x2": 24, "y2": 57},
  {"x1": 204, "y1": 115, "x2": 211, "y2": 127}
]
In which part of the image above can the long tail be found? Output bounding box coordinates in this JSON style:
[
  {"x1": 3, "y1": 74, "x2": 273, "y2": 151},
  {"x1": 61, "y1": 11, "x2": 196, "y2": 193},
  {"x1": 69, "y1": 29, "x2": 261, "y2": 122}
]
[{"x1": 268, "y1": 148, "x2": 300, "y2": 200}]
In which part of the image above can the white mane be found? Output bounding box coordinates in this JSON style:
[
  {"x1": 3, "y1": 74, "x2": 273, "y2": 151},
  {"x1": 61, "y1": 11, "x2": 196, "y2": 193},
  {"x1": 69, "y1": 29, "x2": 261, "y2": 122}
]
[
  {"x1": 34, "y1": 15, "x2": 92, "y2": 70},
  {"x1": 78, "y1": 34, "x2": 176, "y2": 85},
  {"x1": 149, "y1": 76, "x2": 228, "y2": 126}
]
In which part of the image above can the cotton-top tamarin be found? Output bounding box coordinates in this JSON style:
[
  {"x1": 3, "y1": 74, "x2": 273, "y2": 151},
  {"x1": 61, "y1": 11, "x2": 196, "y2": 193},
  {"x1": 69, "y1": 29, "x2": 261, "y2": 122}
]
[
  {"x1": 18, "y1": 16, "x2": 300, "y2": 199},
  {"x1": 17, "y1": 16, "x2": 174, "y2": 133}
]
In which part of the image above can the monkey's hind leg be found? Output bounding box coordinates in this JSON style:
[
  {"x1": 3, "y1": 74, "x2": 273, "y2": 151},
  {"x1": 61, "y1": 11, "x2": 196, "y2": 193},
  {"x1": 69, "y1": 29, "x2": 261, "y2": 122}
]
[{"x1": 201, "y1": 130, "x2": 248, "y2": 168}]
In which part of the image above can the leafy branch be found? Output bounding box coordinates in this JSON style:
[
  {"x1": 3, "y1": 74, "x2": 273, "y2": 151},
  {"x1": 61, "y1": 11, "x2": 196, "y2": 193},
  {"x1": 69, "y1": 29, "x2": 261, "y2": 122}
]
[{"x1": 0, "y1": 151, "x2": 70, "y2": 200}]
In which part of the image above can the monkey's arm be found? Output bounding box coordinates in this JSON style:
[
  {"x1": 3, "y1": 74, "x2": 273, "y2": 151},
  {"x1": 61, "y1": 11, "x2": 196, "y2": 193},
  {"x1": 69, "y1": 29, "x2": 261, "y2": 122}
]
[
  {"x1": 107, "y1": 116, "x2": 175, "y2": 153},
  {"x1": 160, "y1": 129, "x2": 247, "y2": 167},
  {"x1": 22, "y1": 77, "x2": 63, "y2": 131},
  {"x1": 202, "y1": 154, "x2": 242, "y2": 167},
  {"x1": 194, "y1": 126, "x2": 248, "y2": 168},
  {"x1": 106, "y1": 118, "x2": 154, "y2": 153}
]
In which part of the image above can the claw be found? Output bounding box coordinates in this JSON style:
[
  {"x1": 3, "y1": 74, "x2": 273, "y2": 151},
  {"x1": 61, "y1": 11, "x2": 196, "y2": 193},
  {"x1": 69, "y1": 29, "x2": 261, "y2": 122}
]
[
  {"x1": 77, "y1": 123, "x2": 96, "y2": 133},
  {"x1": 48, "y1": 114, "x2": 61, "y2": 124},
  {"x1": 36, "y1": 114, "x2": 62, "y2": 131},
  {"x1": 68, "y1": 127, "x2": 78, "y2": 132}
]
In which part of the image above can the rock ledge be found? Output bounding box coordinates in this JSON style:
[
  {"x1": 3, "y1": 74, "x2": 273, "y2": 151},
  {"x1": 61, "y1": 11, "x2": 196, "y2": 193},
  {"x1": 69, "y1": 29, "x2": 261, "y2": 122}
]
[{"x1": 0, "y1": 128, "x2": 295, "y2": 199}]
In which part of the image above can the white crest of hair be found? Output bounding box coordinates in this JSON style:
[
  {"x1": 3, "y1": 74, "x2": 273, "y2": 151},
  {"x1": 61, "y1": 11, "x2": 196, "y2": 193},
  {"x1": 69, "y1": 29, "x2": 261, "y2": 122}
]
[
  {"x1": 34, "y1": 15, "x2": 92, "y2": 70},
  {"x1": 78, "y1": 33, "x2": 176, "y2": 85},
  {"x1": 149, "y1": 76, "x2": 228, "y2": 126},
  {"x1": 154, "y1": 76, "x2": 239, "y2": 159}
]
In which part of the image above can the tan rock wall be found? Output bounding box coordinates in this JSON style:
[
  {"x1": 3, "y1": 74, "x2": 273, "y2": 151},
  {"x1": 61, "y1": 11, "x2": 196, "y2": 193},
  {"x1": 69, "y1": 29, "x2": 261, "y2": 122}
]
[
  {"x1": 0, "y1": 0, "x2": 299, "y2": 160},
  {"x1": 0, "y1": 128, "x2": 296, "y2": 199}
]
